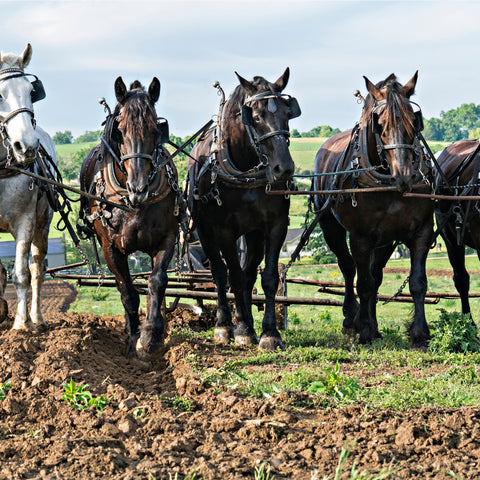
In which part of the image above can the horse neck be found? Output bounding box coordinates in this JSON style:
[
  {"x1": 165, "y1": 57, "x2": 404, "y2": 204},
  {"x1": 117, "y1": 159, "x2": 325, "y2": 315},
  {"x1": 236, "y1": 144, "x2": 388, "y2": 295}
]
[{"x1": 360, "y1": 112, "x2": 382, "y2": 166}]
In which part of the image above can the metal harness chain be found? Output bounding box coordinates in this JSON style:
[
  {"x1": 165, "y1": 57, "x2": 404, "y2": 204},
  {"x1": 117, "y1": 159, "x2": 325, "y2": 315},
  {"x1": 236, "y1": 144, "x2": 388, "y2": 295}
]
[{"x1": 382, "y1": 273, "x2": 410, "y2": 305}]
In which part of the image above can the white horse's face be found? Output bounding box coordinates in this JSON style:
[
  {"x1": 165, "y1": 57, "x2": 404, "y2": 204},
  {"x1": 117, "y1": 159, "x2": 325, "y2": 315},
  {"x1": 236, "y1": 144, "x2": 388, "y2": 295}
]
[{"x1": 0, "y1": 44, "x2": 39, "y2": 163}]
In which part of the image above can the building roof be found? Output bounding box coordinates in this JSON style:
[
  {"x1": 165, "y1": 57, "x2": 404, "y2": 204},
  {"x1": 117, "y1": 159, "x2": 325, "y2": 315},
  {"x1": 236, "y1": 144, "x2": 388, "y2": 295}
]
[
  {"x1": 0, "y1": 238, "x2": 65, "y2": 257},
  {"x1": 285, "y1": 228, "x2": 304, "y2": 243}
]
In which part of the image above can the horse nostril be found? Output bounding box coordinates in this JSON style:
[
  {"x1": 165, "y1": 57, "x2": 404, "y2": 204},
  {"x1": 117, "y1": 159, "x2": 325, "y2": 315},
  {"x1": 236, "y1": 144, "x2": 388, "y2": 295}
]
[{"x1": 13, "y1": 141, "x2": 23, "y2": 153}]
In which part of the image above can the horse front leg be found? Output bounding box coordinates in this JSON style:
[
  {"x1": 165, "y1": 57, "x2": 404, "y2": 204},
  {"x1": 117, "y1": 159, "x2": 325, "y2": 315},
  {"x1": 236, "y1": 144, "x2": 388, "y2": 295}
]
[
  {"x1": 350, "y1": 236, "x2": 378, "y2": 344},
  {"x1": 197, "y1": 228, "x2": 234, "y2": 343},
  {"x1": 29, "y1": 206, "x2": 52, "y2": 329},
  {"x1": 102, "y1": 243, "x2": 140, "y2": 357},
  {"x1": 136, "y1": 234, "x2": 176, "y2": 359},
  {"x1": 405, "y1": 223, "x2": 433, "y2": 347},
  {"x1": 259, "y1": 223, "x2": 287, "y2": 351},
  {"x1": 11, "y1": 223, "x2": 35, "y2": 331},
  {"x1": 221, "y1": 236, "x2": 258, "y2": 346}
]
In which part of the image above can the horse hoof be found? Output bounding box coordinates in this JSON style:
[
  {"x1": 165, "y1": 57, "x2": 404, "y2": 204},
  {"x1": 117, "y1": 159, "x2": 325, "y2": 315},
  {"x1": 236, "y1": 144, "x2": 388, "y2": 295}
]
[
  {"x1": 342, "y1": 327, "x2": 356, "y2": 340},
  {"x1": 259, "y1": 336, "x2": 284, "y2": 351},
  {"x1": 12, "y1": 319, "x2": 37, "y2": 332},
  {"x1": 234, "y1": 334, "x2": 258, "y2": 347},
  {"x1": 33, "y1": 320, "x2": 48, "y2": 332},
  {"x1": 214, "y1": 327, "x2": 233, "y2": 344},
  {"x1": 135, "y1": 337, "x2": 164, "y2": 362}
]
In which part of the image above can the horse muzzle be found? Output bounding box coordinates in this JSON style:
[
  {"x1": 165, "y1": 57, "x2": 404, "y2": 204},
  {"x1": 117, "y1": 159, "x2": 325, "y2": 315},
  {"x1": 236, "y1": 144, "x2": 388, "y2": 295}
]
[{"x1": 126, "y1": 182, "x2": 149, "y2": 206}]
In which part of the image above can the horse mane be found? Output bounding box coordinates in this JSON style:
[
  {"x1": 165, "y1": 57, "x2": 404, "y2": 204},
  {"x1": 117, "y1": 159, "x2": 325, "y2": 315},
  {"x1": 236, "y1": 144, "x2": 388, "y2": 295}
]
[
  {"x1": 364, "y1": 75, "x2": 415, "y2": 137},
  {"x1": 112, "y1": 81, "x2": 159, "y2": 143}
]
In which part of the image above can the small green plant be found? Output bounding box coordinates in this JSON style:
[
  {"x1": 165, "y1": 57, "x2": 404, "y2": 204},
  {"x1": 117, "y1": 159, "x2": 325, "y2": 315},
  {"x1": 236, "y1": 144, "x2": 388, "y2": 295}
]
[
  {"x1": 0, "y1": 380, "x2": 11, "y2": 401},
  {"x1": 132, "y1": 406, "x2": 148, "y2": 419},
  {"x1": 255, "y1": 462, "x2": 275, "y2": 480},
  {"x1": 166, "y1": 472, "x2": 200, "y2": 480},
  {"x1": 429, "y1": 309, "x2": 480, "y2": 353},
  {"x1": 308, "y1": 362, "x2": 360, "y2": 400},
  {"x1": 313, "y1": 438, "x2": 400, "y2": 479},
  {"x1": 61, "y1": 379, "x2": 110, "y2": 411},
  {"x1": 28, "y1": 429, "x2": 42, "y2": 438},
  {"x1": 163, "y1": 395, "x2": 193, "y2": 412}
]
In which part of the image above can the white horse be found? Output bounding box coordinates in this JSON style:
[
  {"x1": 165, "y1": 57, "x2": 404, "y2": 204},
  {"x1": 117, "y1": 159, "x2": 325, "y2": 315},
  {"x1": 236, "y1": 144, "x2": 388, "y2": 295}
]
[{"x1": 0, "y1": 44, "x2": 56, "y2": 331}]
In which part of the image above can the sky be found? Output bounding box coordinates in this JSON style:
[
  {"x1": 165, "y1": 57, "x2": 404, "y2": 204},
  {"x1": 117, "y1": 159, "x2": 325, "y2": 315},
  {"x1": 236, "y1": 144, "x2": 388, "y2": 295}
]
[{"x1": 1, "y1": 0, "x2": 480, "y2": 138}]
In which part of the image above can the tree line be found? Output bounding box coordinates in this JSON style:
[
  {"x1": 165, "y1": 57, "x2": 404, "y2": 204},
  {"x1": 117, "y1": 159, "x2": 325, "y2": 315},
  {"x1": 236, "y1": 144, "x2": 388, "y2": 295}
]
[{"x1": 289, "y1": 103, "x2": 480, "y2": 142}]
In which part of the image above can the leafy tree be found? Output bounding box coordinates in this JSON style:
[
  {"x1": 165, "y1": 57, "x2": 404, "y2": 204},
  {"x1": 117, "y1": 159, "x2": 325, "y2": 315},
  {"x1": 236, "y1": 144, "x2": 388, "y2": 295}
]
[
  {"x1": 291, "y1": 128, "x2": 301, "y2": 138},
  {"x1": 75, "y1": 130, "x2": 102, "y2": 144},
  {"x1": 53, "y1": 130, "x2": 73, "y2": 145}
]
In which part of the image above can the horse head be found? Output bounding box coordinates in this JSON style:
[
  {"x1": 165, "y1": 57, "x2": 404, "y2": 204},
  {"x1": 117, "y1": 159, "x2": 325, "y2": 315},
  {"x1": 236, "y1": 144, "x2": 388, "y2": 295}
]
[
  {"x1": 0, "y1": 44, "x2": 45, "y2": 165},
  {"x1": 226, "y1": 68, "x2": 300, "y2": 183},
  {"x1": 363, "y1": 71, "x2": 423, "y2": 193},
  {"x1": 113, "y1": 76, "x2": 162, "y2": 206}
]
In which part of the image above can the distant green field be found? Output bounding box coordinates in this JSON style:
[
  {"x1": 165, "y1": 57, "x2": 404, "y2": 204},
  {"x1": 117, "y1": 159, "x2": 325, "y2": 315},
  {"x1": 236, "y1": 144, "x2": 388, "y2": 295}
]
[{"x1": 55, "y1": 141, "x2": 97, "y2": 158}]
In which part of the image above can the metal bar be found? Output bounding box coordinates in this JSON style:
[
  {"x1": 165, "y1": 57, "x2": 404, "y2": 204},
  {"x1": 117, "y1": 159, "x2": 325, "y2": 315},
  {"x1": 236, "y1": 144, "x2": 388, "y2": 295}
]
[
  {"x1": 76, "y1": 279, "x2": 343, "y2": 306},
  {"x1": 403, "y1": 192, "x2": 480, "y2": 201},
  {"x1": 318, "y1": 287, "x2": 439, "y2": 304},
  {"x1": 5, "y1": 165, "x2": 131, "y2": 211},
  {"x1": 46, "y1": 262, "x2": 88, "y2": 275},
  {"x1": 267, "y1": 184, "x2": 430, "y2": 196}
]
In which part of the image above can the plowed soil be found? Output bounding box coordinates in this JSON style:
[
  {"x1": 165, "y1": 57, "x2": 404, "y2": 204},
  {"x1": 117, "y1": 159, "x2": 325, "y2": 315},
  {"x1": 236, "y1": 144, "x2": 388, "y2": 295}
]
[{"x1": 0, "y1": 280, "x2": 479, "y2": 479}]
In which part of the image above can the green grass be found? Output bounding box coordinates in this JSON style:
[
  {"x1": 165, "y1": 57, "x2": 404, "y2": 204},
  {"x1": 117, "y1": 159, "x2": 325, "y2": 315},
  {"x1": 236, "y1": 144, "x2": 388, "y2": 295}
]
[{"x1": 55, "y1": 141, "x2": 97, "y2": 158}]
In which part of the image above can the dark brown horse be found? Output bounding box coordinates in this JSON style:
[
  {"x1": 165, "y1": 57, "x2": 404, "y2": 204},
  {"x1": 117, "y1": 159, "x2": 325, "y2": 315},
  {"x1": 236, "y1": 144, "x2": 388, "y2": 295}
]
[
  {"x1": 435, "y1": 139, "x2": 480, "y2": 317},
  {"x1": 312, "y1": 72, "x2": 434, "y2": 346},
  {"x1": 188, "y1": 68, "x2": 300, "y2": 350},
  {"x1": 80, "y1": 77, "x2": 179, "y2": 358}
]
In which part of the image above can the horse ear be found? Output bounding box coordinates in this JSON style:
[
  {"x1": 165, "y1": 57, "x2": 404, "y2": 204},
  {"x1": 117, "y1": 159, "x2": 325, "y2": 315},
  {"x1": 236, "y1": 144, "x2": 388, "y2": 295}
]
[
  {"x1": 273, "y1": 67, "x2": 290, "y2": 92},
  {"x1": 148, "y1": 77, "x2": 160, "y2": 103},
  {"x1": 115, "y1": 76, "x2": 127, "y2": 103},
  {"x1": 401, "y1": 70, "x2": 418, "y2": 99},
  {"x1": 363, "y1": 76, "x2": 383, "y2": 102},
  {"x1": 235, "y1": 72, "x2": 256, "y2": 95},
  {"x1": 18, "y1": 43, "x2": 32, "y2": 69}
]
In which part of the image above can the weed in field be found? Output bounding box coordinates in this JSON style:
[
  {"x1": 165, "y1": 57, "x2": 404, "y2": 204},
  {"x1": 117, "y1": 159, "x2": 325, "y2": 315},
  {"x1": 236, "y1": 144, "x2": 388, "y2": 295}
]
[
  {"x1": 163, "y1": 394, "x2": 193, "y2": 412},
  {"x1": 312, "y1": 438, "x2": 400, "y2": 479},
  {"x1": 61, "y1": 378, "x2": 111, "y2": 411},
  {"x1": 165, "y1": 471, "x2": 201, "y2": 480},
  {"x1": 28, "y1": 429, "x2": 42, "y2": 438},
  {"x1": 308, "y1": 362, "x2": 360, "y2": 401},
  {"x1": 254, "y1": 462, "x2": 275, "y2": 480},
  {"x1": 0, "y1": 380, "x2": 11, "y2": 400},
  {"x1": 429, "y1": 309, "x2": 480, "y2": 354}
]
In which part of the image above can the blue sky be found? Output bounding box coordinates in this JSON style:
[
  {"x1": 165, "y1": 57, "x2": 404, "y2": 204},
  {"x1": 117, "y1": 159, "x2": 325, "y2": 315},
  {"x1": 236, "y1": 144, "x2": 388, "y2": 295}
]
[{"x1": 2, "y1": 0, "x2": 479, "y2": 138}]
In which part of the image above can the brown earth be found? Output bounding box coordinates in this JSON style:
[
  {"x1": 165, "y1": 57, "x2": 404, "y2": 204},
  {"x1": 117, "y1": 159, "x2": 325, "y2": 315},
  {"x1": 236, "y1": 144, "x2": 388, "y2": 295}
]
[{"x1": 0, "y1": 281, "x2": 479, "y2": 479}]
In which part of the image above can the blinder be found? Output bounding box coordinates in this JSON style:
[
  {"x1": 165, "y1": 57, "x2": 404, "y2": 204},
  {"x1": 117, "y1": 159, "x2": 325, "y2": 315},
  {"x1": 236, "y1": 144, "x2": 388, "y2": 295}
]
[
  {"x1": 414, "y1": 110, "x2": 424, "y2": 132},
  {"x1": 157, "y1": 117, "x2": 169, "y2": 144},
  {"x1": 288, "y1": 97, "x2": 301, "y2": 119},
  {"x1": 241, "y1": 105, "x2": 253, "y2": 127},
  {"x1": 30, "y1": 77, "x2": 46, "y2": 103}
]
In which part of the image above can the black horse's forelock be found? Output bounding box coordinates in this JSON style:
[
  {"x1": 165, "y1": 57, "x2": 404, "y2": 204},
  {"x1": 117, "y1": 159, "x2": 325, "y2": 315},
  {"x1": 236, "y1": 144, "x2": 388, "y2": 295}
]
[
  {"x1": 110, "y1": 85, "x2": 159, "y2": 143},
  {"x1": 224, "y1": 75, "x2": 273, "y2": 119}
]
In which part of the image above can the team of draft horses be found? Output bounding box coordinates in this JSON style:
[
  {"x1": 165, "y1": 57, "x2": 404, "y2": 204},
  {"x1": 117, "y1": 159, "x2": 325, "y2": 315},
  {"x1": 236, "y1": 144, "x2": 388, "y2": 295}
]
[{"x1": 0, "y1": 44, "x2": 478, "y2": 360}]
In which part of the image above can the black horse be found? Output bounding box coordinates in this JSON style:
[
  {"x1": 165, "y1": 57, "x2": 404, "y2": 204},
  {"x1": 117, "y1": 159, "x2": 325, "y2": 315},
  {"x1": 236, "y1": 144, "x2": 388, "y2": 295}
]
[
  {"x1": 189, "y1": 68, "x2": 300, "y2": 350},
  {"x1": 312, "y1": 72, "x2": 435, "y2": 346},
  {"x1": 80, "y1": 77, "x2": 179, "y2": 358},
  {"x1": 435, "y1": 139, "x2": 480, "y2": 317}
]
